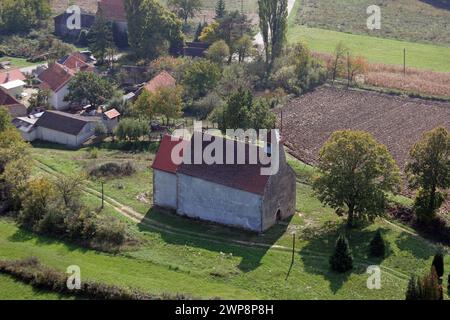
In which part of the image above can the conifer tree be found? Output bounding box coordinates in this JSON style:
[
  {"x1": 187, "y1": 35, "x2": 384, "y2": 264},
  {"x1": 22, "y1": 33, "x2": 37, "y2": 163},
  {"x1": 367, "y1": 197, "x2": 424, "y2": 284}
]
[
  {"x1": 431, "y1": 249, "x2": 444, "y2": 279},
  {"x1": 215, "y1": 0, "x2": 226, "y2": 19},
  {"x1": 329, "y1": 234, "x2": 353, "y2": 272},
  {"x1": 405, "y1": 275, "x2": 420, "y2": 300},
  {"x1": 369, "y1": 229, "x2": 386, "y2": 257}
]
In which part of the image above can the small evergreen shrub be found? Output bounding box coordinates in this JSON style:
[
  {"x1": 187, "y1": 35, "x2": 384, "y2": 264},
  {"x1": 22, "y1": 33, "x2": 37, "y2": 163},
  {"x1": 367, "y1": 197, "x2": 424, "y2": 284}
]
[
  {"x1": 329, "y1": 234, "x2": 353, "y2": 272},
  {"x1": 431, "y1": 249, "x2": 444, "y2": 279},
  {"x1": 405, "y1": 275, "x2": 420, "y2": 300},
  {"x1": 369, "y1": 229, "x2": 386, "y2": 257},
  {"x1": 405, "y1": 268, "x2": 443, "y2": 300}
]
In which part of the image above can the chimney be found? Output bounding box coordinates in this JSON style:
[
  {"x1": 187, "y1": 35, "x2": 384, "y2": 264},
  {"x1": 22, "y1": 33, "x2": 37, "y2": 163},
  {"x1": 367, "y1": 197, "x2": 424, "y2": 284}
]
[{"x1": 5, "y1": 72, "x2": 10, "y2": 83}]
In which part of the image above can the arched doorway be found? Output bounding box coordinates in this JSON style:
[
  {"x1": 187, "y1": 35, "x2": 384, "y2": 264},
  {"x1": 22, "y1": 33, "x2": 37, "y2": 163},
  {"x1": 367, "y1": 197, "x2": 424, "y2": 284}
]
[{"x1": 276, "y1": 209, "x2": 282, "y2": 222}]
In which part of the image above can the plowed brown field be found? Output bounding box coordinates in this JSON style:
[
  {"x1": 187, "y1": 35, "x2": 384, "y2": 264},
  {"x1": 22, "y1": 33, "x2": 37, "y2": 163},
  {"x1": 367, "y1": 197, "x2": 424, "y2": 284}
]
[{"x1": 280, "y1": 86, "x2": 450, "y2": 170}]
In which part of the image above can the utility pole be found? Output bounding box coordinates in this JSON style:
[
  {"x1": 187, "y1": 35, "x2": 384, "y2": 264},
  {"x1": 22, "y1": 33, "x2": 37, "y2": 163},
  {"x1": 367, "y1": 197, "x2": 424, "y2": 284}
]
[
  {"x1": 403, "y1": 48, "x2": 406, "y2": 76},
  {"x1": 291, "y1": 233, "x2": 296, "y2": 266},
  {"x1": 101, "y1": 181, "x2": 104, "y2": 209},
  {"x1": 347, "y1": 51, "x2": 350, "y2": 88}
]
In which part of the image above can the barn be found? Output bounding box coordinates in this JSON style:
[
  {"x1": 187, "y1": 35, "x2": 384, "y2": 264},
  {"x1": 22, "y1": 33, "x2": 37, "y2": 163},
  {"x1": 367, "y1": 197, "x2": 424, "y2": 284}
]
[
  {"x1": 152, "y1": 133, "x2": 297, "y2": 232},
  {"x1": 33, "y1": 111, "x2": 101, "y2": 147}
]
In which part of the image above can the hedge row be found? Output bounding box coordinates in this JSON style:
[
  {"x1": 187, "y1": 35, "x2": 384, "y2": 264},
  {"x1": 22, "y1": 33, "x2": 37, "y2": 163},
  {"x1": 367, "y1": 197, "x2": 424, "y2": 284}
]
[{"x1": 0, "y1": 257, "x2": 195, "y2": 300}]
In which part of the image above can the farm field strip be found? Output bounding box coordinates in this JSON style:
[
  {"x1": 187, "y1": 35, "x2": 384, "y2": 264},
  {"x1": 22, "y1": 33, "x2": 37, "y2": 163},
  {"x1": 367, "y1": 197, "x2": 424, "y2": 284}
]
[
  {"x1": 280, "y1": 86, "x2": 450, "y2": 170},
  {"x1": 287, "y1": 0, "x2": 450, "y2": 73}
]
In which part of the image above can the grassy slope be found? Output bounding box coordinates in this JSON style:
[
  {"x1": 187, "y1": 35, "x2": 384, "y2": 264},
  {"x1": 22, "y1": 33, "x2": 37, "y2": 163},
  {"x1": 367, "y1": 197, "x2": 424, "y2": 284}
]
[
  {"x1": 1, "y1": 144, "x2": 448, "y2": 300},
  {"x1": 296, "y1": 0, "x2": 450, "y2": 46},
  {"x1": 0, "y1": 274, "x2": 72, "y2": 300},
  {"x1": 287, "y1": 0, "x2": 450, "y2": 72}
]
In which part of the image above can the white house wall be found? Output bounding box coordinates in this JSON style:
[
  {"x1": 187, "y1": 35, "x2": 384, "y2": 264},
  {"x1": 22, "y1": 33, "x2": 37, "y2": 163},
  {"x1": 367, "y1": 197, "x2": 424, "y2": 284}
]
[
  {"x1": 153, "y1": 170, "x2": 178, "y2": 209},
  {"x1": 50, "y1": 84, "x2": 70, "y2": 110},
  {"x1": 177, "y1": 174, "x2": 263, "y2": 232}
]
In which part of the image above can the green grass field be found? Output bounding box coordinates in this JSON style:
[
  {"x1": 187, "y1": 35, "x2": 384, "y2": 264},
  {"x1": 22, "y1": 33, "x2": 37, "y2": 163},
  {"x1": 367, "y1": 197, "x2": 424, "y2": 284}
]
[
  {"x1": 1, "y1": 143, "x2": 448, "y2": 300},
  {"x1": 288, "y1": 0, "x2": 450, "y2": 73},
  {"x1": 0, "y1": 57, "x2": 36, "y2": 69},
  {"x1": 295, "y1": 0, "x2": 450, "y2": 46}
]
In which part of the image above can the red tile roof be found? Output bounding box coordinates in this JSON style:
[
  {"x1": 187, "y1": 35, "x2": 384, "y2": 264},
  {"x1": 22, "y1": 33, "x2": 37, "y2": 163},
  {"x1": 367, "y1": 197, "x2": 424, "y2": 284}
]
[
  {"x1": 153, "y1": 133, "x2": 273, "y2": 195},
  {"x1": 97, "y1": 0, "x2": 127, "y2": 22},
  {"x1": 104, "y1": 108, "x2": 121, "y2": 119},
  {"x1": 0, "y1": 69, "x2": 26, "y2": 84},
  {"x1": 60, "y1": 54, "x2": 93, "y2": 72},
  {"x1": 152, "y1": 135, "x2": 188, "y2": 174},
  {"x1": 38, "y1": 63, "x2": 75, "y2": 93},
  {"x1": 144, "y1": 71, "x2": 176, "y2": 94},
  {"x1": 0, "y1": 88, "x2": 26, "y2": 117}
]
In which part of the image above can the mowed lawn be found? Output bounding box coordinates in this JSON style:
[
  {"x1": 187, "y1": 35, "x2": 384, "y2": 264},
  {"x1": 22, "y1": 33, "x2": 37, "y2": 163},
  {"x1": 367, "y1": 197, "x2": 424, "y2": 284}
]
[
  {"x1": 1, "y1": 143, "x2": 448, "y2": 300},
  {"x1": 288, "y1": 1, "x2": 450, "y2": 73}
]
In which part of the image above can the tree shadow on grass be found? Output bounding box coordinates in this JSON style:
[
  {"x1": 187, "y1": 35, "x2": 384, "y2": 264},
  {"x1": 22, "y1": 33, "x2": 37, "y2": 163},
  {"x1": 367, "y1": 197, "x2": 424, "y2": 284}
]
[
  {"x1": 298, "y1": 221, "x2": 393, "y2": 294},
  {"x1": 395, "y1": 231, "x2": 435, "y2": 260},
  {"x1": 137, "y1": 207, "x2": 291, "y2": 272},
  {"x1": 8, "y1": 228, "x2": 89, "y2": 254}
]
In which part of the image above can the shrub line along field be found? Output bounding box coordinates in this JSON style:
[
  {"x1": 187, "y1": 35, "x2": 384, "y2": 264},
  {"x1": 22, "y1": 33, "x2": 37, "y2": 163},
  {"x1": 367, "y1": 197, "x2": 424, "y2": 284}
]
[{"x1": 279, "y1": 85, "x2": 450, "y2": 171}]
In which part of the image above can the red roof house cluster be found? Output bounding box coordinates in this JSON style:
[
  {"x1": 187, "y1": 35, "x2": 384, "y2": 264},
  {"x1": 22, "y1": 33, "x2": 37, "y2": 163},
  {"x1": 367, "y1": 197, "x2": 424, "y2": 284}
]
[{"x1": 38, "y1": 63, "x2": 76, "y2": 93}]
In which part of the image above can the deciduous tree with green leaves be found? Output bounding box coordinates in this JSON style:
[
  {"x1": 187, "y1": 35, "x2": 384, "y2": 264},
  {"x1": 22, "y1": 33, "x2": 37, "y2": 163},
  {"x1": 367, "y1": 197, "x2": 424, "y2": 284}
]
[
  {"x1": 406, "y1": 127, "x2": 449, "y2": 221},
  {"x1": 258, "y1": 0, "x2": 288, "y2": 72},
  {"x1": 168, "y1": 0, "x2": 202, "y2": 25},
  {"x1": 182, "y1": 59, "x2": 222, "y2": 99},
  {"x1": 65, "y1": 72, "x2": 113, "y2": 109},
  {"x1": 313, "y1": 130, "x2": 400, "y2": 227},
  {"x1": 124, "y1": 0, "x2": 184, "y2": 59},
  {"x1": 88, "y1": 14, "x2": 115, "y2": 65}
]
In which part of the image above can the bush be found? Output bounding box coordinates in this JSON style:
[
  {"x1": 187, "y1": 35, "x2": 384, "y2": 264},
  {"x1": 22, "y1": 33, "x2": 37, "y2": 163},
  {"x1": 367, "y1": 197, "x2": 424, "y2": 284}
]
[
  {"x1": 405, "y1": 275, "x2": 420, "y2": 300},
  {"x1": 405, "y1": 268, "x2": 443, "y2": 300},
  {"x1": 369, "y1": 229, "x2": 386, "y2": 258},
  {"x1": 329, "y1": 234, "x2": 353, "y2": 273},
  {"x1": 88, "y1": 161, "x2": 136, "y2": 178},
  {"x1": 94, "y1": 215, "x2": 127, "y2": 247},
  {"x1": 431, "y1": 249, "x2": 445, "y2": 279},
  {"x1": 206, "y1": 40, "x2": 230, "y2": 64},
  {"x1": 188, "y1": 92, "x2": 224, "y2": 119}
]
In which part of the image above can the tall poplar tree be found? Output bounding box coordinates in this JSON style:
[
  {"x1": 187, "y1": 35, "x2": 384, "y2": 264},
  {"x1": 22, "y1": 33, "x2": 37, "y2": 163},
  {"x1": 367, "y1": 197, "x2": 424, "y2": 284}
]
[{"x1": 258, "y1": 0, "x2": 288, "y2": 72}]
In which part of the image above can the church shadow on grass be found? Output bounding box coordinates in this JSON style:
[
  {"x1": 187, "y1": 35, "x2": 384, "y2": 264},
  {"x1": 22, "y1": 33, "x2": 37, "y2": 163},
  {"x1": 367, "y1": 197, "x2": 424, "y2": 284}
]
[
  {"x1": 298, "y1": 221, "x2": 393, "y2": 294},
  {"x1": 137, "y1": 207, "x2": 292, "y2": 272}
]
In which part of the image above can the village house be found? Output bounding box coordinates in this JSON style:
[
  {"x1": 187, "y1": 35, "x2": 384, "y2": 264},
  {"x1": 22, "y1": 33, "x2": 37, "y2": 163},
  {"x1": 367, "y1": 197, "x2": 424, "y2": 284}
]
[
  {"x1": 97, "y1": 0, "x2": 128, "y2": 47},
  {"x1": 17, "y1": 110, "x2": 101, "y2": 147},
  {"x1": 37, "y1": 54, "x2": 93, "y2": 110},
  {"x1": 138, "y1": 71, "x2": 177, "y2": 96},
  {"x1": 152, "y1": 132, "x2": 297, "y2": 232},
  {"x1": 0, "y1": 88, "x2": 27, "y2": 118},
  {"x1": 103, "y1": 108, "x2": 121, "y2": 133},
  {"x1": 0, "y1": 69, "x2": 27, "y2": 98},
  {"x1": 15, "y1": 109, "x2": 120, "y2": 147}
]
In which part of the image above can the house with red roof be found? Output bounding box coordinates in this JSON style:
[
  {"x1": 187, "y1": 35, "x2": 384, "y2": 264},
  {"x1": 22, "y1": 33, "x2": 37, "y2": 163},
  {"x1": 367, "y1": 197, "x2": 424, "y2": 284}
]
[
  {"x1": 152, "y1": 132, "x2": 297, "y2": 232},
  {"x1": 97, "y1": 0, "x2": 128, "y2": 47},
  {"x1": 37, "y1": 63, "x2": 76, "y2": 110},
  {"x1": 141, "y1": 71, "x2": 177, "y2": 95},
  {"x1": 0, "y1": 69, "x2": 27, "y2": 97},
  {"x1": 0, "y1": 87, "x2": 27, "y2": 118}
]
